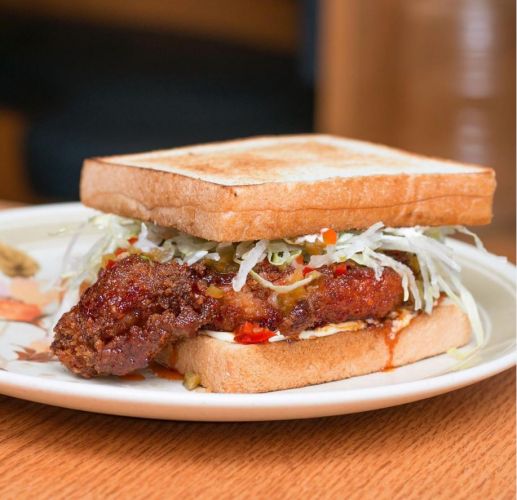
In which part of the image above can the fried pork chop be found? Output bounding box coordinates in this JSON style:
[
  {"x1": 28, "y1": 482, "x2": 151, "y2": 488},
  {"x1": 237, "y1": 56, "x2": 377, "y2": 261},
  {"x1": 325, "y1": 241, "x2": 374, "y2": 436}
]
[{"x1": 52, "y1": 255, "x2": 404, "y2": 377}]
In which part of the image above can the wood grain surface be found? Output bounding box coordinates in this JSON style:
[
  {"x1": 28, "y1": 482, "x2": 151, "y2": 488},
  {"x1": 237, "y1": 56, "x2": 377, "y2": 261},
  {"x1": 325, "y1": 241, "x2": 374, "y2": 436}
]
[
  {"x1": 0, "y1": 370, "x2": 514, "y2": 499},
  {"x1": 0, "y1": 201, "x2": 515, "y2": 499}
]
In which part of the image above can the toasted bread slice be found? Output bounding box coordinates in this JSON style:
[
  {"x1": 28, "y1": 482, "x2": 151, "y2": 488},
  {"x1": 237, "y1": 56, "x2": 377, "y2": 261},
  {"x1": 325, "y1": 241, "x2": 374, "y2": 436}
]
[
  {"x1": 155, "y1": 302, "x2": 470, "y2": 393},
  {"x1": 81, "y1": 134, "x2": 495, "y2": 241}
]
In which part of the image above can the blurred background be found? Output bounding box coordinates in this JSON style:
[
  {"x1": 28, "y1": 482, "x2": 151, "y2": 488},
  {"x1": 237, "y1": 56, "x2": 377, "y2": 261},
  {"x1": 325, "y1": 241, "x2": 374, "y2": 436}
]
[{"x1": 0, "y1": 0, "x2": 514, "y2": 255}]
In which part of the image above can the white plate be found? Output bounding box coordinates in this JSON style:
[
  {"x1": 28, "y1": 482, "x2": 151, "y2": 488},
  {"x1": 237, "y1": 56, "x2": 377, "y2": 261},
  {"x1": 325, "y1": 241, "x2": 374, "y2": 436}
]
[{"x1": 0, "y1": 203, "x2": 514, "y2": 421}]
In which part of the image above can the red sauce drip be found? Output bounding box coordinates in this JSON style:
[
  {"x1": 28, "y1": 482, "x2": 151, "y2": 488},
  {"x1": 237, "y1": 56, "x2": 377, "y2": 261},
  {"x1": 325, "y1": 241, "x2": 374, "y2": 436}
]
[
  {"x1": 167, "y1": 347, "x2": 178, "y2": 366},
  {"x1": 382, "y1": 322, "x2": 399, "y2": 371},
  {"x1": 119, "y1": 372, "x2": 146, "y2": 381},
  {"x1": 149, "y1": 362, "x2": 183, "y2": 380}
]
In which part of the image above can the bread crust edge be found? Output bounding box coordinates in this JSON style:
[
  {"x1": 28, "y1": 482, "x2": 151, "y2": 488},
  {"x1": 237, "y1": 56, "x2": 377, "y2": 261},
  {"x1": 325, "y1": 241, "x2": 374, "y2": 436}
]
[{"x1": 81, "y1": 159, "x2": 495, "y2": 241}]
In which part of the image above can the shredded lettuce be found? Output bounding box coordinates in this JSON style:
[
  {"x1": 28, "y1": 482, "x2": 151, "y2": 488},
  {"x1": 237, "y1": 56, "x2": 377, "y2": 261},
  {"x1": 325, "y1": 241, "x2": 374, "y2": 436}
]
[{"x1": 58, "y1": 215, "x2": 498, "y2": 350}]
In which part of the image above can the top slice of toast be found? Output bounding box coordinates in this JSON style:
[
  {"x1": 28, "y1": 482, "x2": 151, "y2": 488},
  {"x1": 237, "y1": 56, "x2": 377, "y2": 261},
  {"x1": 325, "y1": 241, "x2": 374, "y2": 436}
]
[{"x1": 80, "y1": 134, "x2": 495, "y2": 241}]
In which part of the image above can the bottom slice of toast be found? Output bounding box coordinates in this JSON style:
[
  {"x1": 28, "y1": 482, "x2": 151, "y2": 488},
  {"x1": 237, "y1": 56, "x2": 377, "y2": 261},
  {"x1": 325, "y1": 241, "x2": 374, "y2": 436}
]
[{"x1": 155, "y1": 302, "x2": 470, "y2": 393}]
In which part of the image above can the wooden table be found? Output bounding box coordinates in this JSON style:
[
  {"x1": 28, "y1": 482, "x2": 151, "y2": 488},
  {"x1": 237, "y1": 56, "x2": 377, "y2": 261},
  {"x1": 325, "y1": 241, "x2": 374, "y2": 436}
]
[{"x1": 0, "y1": 203, "x2": 515, "y2": 498}]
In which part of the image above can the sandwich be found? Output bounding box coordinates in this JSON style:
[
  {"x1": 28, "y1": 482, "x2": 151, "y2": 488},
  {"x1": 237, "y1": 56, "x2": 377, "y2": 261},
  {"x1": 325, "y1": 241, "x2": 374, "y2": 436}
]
[{"x1": 51, "y1": 134, "x2": 496, "y2": 392}]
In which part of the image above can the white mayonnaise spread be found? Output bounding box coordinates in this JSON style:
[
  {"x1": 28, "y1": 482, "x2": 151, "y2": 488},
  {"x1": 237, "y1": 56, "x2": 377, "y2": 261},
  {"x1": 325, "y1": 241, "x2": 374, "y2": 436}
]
[{"x1": 200, "y1": 309, "x2": 417, "y2": 344}]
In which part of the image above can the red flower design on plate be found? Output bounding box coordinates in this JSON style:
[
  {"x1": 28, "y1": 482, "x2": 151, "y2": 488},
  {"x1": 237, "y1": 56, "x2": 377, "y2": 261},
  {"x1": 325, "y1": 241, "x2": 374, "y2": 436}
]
[{"x1": 0, "y1": 298, "x2": 43, "y2": 323}]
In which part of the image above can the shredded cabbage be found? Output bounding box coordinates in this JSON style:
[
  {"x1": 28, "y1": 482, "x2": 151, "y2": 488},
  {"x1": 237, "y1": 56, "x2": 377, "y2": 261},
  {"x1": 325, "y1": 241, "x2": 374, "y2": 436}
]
[
  {"x1": 250, "y1": 269, "x2": 320, "y2": 293},
  {"x1": 66, "y1": 215, "x2": 139, "y2": 289},
  {"x1": 57, "y1": 215, "x2": 499, "y2": 351},
  {"x1": 232, "y1": 240, "x2": 267, "y2": 291},
  {"x1": 266, "y1": 241, "x2": 301, "y2": 266}
]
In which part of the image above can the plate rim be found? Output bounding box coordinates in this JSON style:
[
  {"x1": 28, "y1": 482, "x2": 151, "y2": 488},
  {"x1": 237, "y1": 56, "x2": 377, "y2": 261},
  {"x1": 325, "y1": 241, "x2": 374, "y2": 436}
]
[{"x1": 0, "y1": 350, "x2": 515, "y2": 409}]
